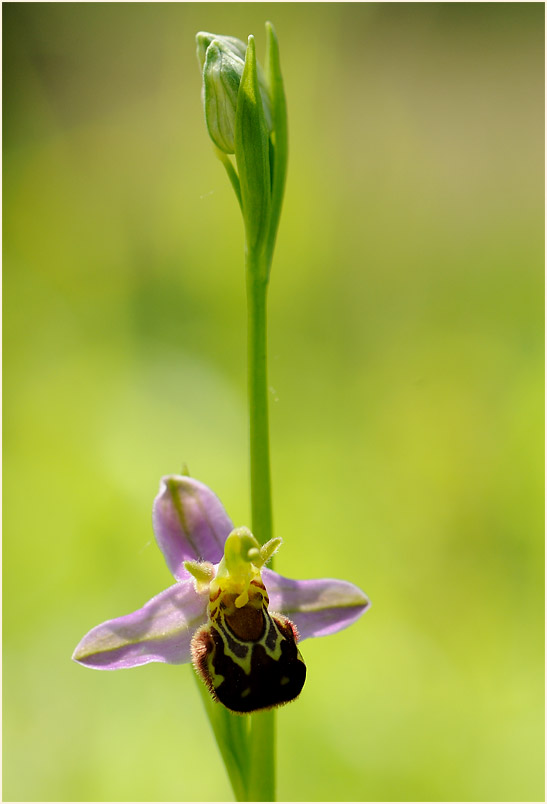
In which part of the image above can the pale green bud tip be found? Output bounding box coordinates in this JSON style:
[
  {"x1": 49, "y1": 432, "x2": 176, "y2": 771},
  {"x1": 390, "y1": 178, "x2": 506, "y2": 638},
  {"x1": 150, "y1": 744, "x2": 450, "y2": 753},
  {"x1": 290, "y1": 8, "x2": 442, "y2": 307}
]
[{"x1": 196, "y1": 31, "x2": 247, "y2": 70}]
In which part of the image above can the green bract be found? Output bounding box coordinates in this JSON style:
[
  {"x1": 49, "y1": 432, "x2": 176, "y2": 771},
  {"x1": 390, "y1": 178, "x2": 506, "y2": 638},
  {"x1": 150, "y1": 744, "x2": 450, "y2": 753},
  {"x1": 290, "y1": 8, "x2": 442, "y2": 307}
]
[{"x1": 196, "y1": 23, "x2": 288, "y2": 279}]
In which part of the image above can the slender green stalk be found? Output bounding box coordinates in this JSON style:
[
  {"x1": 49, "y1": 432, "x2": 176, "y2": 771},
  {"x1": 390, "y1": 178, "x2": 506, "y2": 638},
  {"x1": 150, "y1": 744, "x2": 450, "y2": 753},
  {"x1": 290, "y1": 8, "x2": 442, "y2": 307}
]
[
  {"x1": 248, "y1": 708, "x2": 276, "y2": 801},
  {"x1": 246, "y1": 264, "x2": 273, "y2": 547},
  {"x1": 245, "y1": 247, "x2": 276, "y2": 801}
]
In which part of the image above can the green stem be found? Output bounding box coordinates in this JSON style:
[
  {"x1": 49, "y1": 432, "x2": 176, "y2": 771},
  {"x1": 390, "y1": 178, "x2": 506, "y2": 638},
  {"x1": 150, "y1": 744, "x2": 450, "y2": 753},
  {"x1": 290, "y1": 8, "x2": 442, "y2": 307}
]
[
  {"x1": 245, "y1": 247, "x2": 276, "y2": 801},
  {"x1": 248, "y1": 708, "x2": 276, "y2": 800},
  {"x1": 246, "y1": 265, "x2": 273, "y2": 547}
]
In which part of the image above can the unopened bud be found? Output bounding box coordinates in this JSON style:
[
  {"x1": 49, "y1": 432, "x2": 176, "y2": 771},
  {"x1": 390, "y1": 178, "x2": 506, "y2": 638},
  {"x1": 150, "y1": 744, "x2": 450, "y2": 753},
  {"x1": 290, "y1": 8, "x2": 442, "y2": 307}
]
[
  {"x1": 196, "y1": 31, "x2": 272, "y2": 154},
  {"x1": 202, "y1": 40, "x2": 242, "y2": 153}
]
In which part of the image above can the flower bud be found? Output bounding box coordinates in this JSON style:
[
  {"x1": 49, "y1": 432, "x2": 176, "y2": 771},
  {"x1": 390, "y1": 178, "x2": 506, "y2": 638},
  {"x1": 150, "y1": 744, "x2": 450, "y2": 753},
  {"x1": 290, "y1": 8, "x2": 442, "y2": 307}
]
[
  {"x1": 196, "y1": 31, "x2": 272, "y2": 154},
  {"x1": 201, "y1": 40, "x2": 243, "y2": 153}
]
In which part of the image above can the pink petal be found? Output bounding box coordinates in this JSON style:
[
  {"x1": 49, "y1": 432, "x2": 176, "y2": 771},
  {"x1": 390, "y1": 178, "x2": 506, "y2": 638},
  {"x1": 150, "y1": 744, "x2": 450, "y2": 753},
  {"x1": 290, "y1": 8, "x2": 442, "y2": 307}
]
[
  {"x1": 153, "y1": 475, "x2": 233, "y2": 578},
  {"x1": 72, "y1": 580, "x2": 208, "y2": 669},
  {"x1": 262, "y1": 569, "x2": 370, "y2": 640}
]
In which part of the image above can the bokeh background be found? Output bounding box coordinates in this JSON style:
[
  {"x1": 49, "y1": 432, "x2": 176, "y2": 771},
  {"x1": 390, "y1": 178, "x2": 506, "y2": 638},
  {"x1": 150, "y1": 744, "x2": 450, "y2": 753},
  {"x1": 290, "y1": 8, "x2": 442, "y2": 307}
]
[{"x1": 3, "y1": 3, "x2": 544, "y2": 801}]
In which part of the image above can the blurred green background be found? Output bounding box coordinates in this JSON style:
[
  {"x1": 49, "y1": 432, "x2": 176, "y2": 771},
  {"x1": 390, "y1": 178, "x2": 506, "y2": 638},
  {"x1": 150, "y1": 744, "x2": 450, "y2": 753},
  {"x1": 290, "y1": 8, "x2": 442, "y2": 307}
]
[{"x1": 3, "y1": 3, "x2": 544, "y2": 801}]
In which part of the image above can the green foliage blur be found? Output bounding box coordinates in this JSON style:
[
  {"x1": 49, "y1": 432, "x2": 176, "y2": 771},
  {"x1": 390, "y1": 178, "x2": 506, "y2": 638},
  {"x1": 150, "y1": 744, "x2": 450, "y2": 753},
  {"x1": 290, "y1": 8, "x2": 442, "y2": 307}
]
[{"x1": 3, "y1": 3, "x2": 544, "y2": 801}]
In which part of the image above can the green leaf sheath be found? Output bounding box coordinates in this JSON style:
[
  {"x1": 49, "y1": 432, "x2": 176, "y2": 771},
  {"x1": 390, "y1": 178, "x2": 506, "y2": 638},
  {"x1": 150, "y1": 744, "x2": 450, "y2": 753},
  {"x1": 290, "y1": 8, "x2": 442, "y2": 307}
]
[
  {"x1": 264, "y1": 22, "x2": 288, "y2": 273},
  {"x1": 235, "y1": 36, "x2": 271, "y2": 264}
]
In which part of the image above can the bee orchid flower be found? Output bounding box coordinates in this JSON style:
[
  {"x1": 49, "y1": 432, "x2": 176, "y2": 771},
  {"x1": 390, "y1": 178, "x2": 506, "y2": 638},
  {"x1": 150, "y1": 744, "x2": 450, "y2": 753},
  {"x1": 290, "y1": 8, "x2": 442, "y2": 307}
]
[{"x1": 73, "y1": 476, "x2": 370, "y2": 713}]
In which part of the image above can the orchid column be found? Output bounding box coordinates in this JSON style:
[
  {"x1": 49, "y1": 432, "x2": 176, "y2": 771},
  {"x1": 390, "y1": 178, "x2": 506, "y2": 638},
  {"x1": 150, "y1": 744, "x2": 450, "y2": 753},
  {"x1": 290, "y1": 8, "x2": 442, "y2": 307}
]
[{"x1": 197, "y1": 24, "x2": 288, "y2": 801}]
